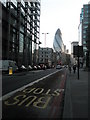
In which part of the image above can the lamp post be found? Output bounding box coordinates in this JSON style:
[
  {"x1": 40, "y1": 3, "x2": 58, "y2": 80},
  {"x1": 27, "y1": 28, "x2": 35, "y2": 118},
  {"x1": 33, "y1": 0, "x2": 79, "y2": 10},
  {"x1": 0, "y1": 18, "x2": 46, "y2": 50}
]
[
  {"x1": 42, "y1": 33, "x2": 49, "y2": 47},
  {"x1": 39, "y1": 41, "x2": 42, "y2": 48},
  {"x1": 38, "y1": 41, "x2": 42, "y2": 64}
]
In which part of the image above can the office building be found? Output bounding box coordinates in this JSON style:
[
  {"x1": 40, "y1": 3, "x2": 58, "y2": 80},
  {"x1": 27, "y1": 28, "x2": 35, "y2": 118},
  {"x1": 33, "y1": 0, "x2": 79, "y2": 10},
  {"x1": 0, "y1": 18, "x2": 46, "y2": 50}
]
[
  {"x1": 53, "y1": 28, "x2": 64, "y2": 53},
  {"x1": 1, "y1": 0, "x2": 41, "y2": 67},
  {"x1": 79, "y1": 2, "x2": 90, "y2": 67},
  {"x1": 53, "y1": 28, "x2": 68, "y2": 65},
  {"x1": 38, "y1": 47, "x2": 54, "y2": 67},
  {"x1": 71, "y1": 42, "x2": 78, "y2": 65},
  {"x1": 71, "y1": 42, "x2": 79, "y2": 56}
]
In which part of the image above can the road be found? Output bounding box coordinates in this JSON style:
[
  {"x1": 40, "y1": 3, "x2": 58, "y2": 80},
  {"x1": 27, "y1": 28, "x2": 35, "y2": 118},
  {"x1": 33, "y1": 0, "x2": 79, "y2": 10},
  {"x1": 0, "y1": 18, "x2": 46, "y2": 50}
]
[
  {"x1": 2, "y1": 68, "x2": 67, "y2": 119},
  {"x1": 2, "y1": 69, "x2": 58, "y2": 95}
]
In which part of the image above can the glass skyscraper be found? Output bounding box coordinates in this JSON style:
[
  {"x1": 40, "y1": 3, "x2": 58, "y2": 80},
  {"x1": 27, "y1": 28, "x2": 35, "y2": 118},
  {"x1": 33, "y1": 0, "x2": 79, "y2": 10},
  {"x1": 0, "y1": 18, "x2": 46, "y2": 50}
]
[
  {"x1": 53, "y1": 28, "x2": 64, "y2": 53},
  {"x1": 53, "y1": 28, "x2": 64, "y2": 64}
]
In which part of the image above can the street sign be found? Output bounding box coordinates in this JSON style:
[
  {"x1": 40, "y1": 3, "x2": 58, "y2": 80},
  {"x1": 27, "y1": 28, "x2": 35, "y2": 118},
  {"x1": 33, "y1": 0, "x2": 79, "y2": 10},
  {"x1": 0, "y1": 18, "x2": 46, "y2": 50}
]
[
  {"x1": 73, "y1": 45, "x2": 83, "y2": 79},
  {"x1": 73, "y1": 45, "x2": 83, "y2": 57}
]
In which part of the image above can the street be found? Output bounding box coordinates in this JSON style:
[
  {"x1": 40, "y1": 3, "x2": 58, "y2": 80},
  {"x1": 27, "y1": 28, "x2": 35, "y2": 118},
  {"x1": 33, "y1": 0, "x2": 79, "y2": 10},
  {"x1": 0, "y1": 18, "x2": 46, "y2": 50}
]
[
  {"x1": 1, "y1": 0, "x2": 89, "y2": 119},
  {"x1": 2, "y1": 68, "x2": 67, "y2": 119},
  {"x1": 3, "y1": 69, "x2": 63, "y2": 95}
]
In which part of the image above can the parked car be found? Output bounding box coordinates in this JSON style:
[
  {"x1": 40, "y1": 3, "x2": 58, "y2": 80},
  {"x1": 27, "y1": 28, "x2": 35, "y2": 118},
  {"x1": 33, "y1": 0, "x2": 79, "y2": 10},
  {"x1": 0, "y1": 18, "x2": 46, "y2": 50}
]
[
  {"x1": 64, "y1": 65, "x2": 68, "y2": 68},
  {"x1": 18, "y1": 65, "x2": 27, "y2": 72},
  {"x1": 33, "y1": 65, "x2": 37, "y2": 70},
  {"x1": 56, "y1": 64, "x2": 62, "y2": 69},
  {"x1": 28, "y1": 65, "x2": 33, "y2": 71},
  {"x1": 36, "y1": 65, "x2": 41, "y2": 70},
  {"x1": 51, "y1": 65, "x2": 55, "y2": 68},
  {"x1": 40, "y1": 64, "x2": 47, "y2": 70}
]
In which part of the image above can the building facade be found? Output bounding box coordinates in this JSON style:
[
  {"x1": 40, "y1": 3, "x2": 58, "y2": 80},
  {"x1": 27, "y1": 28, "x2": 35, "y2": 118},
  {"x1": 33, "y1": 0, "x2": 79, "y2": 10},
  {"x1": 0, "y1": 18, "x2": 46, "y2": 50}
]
[
  {"x1": 1, "y1": 0, "x2": 41, "y2": 67},
  {"x1": 71, "y1": 42, "x2": 79, "y2": 65},
  {"x1": 79, "y1": 2, "x2": 90, "y2": 67},
  {"x1": 71, "y1": 42, "x2": 79, "y2": 56},
  {"x1": 38, "y1": 47, "x2": 54, "y2": 67}
]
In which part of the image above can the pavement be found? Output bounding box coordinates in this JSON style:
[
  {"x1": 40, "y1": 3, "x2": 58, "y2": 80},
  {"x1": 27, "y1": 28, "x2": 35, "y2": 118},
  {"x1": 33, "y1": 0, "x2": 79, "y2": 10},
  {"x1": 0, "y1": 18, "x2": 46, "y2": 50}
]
[{"x1": 63, "y1": 68, "x2": 89, "y2": 119}]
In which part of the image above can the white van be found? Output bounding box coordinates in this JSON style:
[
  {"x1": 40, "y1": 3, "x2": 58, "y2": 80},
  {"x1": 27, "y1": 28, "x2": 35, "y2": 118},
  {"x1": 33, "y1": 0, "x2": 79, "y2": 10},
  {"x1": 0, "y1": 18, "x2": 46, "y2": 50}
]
[{"x1": 0, "y1": 60, "x2": 18, "y2": 72}]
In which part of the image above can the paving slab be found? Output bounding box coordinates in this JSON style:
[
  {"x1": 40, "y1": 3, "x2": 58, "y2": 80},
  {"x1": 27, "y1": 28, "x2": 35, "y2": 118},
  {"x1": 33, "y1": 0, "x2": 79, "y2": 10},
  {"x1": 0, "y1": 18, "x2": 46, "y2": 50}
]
[{"x1": 63, "y1": 69, "x2": 88, "y2": 119}]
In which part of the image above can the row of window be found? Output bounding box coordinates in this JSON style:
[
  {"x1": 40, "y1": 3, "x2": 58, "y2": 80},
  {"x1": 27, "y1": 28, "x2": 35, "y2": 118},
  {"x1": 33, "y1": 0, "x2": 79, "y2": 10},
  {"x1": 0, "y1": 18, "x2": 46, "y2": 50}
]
[{"x1": 39, "y1": 55, "x2": 53, "y2": 58}]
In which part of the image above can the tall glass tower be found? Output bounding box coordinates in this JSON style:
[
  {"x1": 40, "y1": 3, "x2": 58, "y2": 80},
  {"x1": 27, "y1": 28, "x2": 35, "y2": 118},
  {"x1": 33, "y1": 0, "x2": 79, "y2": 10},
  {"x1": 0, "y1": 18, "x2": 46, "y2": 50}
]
[{"x1": 53, "y1": 28, "x2": 64, "y2": 64}]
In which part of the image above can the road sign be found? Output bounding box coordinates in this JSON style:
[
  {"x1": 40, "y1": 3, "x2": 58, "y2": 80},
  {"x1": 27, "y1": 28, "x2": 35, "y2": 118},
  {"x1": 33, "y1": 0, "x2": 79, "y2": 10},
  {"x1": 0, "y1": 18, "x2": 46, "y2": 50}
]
[
  {"x1": 73, "y1": 45, "x2": 83, "y2": 57},
  {"x1": 73, "y1": 45, "x2": 83, "y2": 79}
]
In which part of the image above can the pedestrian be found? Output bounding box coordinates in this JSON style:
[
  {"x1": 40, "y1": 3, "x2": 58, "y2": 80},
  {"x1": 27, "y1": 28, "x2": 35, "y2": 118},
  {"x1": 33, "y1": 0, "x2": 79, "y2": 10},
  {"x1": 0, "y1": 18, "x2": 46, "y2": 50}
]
[{"x1": 73, "y1": 65, "x2": 76, "y2": 73}]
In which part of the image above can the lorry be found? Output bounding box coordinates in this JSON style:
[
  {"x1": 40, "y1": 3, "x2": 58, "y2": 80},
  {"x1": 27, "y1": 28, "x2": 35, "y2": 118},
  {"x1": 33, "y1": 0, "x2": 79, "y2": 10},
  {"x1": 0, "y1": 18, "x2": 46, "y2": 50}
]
[{"x1": 0, "y1": 60, "x2": 18, "y2": 73}]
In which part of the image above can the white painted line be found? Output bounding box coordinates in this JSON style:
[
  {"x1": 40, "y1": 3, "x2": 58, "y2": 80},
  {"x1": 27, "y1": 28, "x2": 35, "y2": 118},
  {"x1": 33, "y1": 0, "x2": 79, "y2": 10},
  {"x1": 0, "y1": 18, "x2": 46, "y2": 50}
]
[
  {"x1": 0, "y1": 70, "x2": 60, "y2": 101},
  {"x1": 30, "y1": 70, "x2": 44, "y2": 73}
]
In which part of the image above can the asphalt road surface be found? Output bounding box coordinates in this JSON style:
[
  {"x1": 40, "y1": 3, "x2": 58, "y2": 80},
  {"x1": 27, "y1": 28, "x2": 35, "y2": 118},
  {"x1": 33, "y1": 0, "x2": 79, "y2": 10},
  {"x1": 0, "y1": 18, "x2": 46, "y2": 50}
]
[
  {"x1": 2, "y1": 69, "x2": 58, "y2": 95},
  {"x1": 2, "y1": 68, "x2": 67, "y2": 119}
]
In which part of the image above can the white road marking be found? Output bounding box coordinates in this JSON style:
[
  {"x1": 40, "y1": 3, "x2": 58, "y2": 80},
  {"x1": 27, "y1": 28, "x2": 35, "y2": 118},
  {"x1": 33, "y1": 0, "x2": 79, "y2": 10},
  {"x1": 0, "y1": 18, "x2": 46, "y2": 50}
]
[
  {"x1": 30, "y1": 70, "x2": 44, "y2": 73},
  {"x1": 0, "y1": 70, "x2": 60, "y2": 101}
]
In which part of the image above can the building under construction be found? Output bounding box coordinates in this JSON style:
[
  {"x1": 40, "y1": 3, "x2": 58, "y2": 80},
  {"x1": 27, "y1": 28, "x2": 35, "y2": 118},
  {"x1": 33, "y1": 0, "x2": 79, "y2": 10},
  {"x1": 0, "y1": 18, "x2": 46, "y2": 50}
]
[{"x1": 1, "y1": 0, "x2": 41, "y2": 67}]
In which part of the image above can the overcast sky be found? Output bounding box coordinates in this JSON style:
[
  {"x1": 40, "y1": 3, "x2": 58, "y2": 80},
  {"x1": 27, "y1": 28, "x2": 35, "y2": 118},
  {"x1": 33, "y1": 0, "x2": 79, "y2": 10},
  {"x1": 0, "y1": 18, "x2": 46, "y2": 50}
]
[{"x1": 40, "y1": 0, "x2": 88, "y2": 53}]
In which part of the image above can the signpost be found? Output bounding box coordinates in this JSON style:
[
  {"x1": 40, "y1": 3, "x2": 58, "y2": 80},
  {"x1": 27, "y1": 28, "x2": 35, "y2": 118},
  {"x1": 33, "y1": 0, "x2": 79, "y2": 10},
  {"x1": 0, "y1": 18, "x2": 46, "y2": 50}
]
[{"x1": 73, "y1": 45, "x2": 83, "y2": 79}]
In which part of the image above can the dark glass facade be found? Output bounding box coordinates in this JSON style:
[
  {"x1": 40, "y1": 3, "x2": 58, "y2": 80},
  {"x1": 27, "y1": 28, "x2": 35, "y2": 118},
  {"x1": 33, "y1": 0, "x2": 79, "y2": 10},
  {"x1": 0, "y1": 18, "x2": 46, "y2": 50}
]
[
  {"x1": 80, "y1": 3, "x2": 90, "y2": 67},
  {"x1": 1, "y1": 0, "x2": 41, "y2": 67}
]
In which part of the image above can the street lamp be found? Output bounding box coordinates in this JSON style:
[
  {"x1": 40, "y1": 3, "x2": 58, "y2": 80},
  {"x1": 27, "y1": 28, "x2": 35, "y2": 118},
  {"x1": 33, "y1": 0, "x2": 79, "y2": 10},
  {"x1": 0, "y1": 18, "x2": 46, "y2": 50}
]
[
  {"x1": 42, "y1": 33, "x2": 49, "y2": 47},
  {"x1": 38, "y1": 41, "x2": 42, "y2": 64},
  {"x1": 38, "y1": 41, "x2": 42, "y2": 48}
]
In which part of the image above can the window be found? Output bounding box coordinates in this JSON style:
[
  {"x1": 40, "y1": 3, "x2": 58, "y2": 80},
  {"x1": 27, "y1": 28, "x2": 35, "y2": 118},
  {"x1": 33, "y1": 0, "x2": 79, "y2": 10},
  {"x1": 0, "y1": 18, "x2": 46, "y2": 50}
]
[
  {"x1": 83, "y1": 46, "x2": 87, "y2": 51},
  {"x1": 83, "y1": 41, "x2": 86, "y2": 44},
  {"x1": 1, "y1": 0, "x2": 7, "y2": 6},
  {"x1": 84, "y1": 21, "x2": 88, "y2": 24},
  {"x1": 83, "y1": 35, "x2": 86, "y2": 38},
  {"x1": 83, "y1": 25, "x2": 88, "y2": 29},
  {"x1": 19, "y1": 33, "x2": 24, "y2": 53},
  {"x1": 83, "y1": 30, "x2": 86, "y2": 34}
]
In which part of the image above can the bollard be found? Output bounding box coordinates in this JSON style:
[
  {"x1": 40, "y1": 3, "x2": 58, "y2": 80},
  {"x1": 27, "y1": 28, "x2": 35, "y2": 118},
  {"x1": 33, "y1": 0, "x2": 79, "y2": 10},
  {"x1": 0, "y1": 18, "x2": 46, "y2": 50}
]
[{"x1": 9, "y1": 67, "x2": 13, "y2": 75}]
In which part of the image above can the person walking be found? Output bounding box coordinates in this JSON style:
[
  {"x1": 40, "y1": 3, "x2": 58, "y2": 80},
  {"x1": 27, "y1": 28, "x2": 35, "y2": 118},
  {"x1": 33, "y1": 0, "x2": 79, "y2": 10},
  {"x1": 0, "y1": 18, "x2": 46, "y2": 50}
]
[{"x1": 73, "y1": 64, "x2": 76, "y2": 73}]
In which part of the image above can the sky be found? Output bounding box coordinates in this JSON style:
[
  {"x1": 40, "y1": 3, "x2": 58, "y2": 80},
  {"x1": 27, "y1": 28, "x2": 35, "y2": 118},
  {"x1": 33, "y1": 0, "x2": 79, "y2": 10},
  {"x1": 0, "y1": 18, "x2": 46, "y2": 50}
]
[{"x1": 40, "y1": 0, "x2": 88, "y2": 53}]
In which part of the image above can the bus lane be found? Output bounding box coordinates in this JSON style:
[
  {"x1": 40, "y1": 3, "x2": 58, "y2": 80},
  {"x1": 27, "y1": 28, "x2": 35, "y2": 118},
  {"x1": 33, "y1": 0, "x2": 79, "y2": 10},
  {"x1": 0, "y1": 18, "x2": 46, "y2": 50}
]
[{"x1": 2, "y1": 69, "x2": 67, "y2": 119}]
